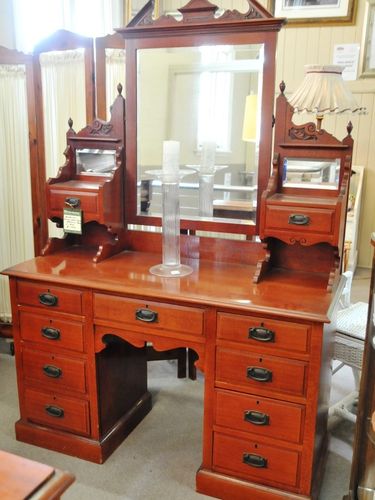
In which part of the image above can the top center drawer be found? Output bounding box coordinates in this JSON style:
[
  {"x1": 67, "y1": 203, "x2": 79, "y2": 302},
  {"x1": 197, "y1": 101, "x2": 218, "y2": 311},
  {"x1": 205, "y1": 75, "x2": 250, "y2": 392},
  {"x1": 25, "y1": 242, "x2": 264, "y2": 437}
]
[{"x1": 94, "y1": 293, "x2": 204, "y2": 337}]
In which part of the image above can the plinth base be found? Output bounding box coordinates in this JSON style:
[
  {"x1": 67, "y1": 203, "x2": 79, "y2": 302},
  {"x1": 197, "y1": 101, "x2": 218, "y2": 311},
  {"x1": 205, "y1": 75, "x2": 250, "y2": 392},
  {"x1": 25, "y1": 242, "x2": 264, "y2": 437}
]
[{"x1": 149, "y1": 263, "x2": 193, "y2": 277}]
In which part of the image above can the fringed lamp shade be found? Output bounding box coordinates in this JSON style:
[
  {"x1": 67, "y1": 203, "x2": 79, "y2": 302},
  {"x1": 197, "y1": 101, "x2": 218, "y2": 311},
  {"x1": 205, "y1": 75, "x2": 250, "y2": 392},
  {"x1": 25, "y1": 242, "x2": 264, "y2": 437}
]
[{"x1": 289, "y1": 65, "x2": 366, "y2": 130}]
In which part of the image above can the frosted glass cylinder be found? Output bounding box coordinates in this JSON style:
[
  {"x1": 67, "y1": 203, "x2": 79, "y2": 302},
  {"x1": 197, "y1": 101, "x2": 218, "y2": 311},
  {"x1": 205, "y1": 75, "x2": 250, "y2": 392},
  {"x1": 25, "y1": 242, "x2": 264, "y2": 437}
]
[
  {"x1": 162, "y1": 181, "x2": 180, "y2": 267},
  {"x1": 200, "y1": 141, "x2": 216, "y2": 174},
  {"x1": 162, "y1": 140, "x2": 180, "y2": 177},
  {"x1": 199, "y1": 174, "x2": 215, "y2": 217}
]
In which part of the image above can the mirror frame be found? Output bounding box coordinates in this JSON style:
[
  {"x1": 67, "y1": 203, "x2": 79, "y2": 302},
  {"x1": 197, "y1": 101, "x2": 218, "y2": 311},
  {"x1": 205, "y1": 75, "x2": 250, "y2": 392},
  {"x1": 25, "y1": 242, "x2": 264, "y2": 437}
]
[{"x1": 118, "y1": 0, "x2": 285, "y2": 235}]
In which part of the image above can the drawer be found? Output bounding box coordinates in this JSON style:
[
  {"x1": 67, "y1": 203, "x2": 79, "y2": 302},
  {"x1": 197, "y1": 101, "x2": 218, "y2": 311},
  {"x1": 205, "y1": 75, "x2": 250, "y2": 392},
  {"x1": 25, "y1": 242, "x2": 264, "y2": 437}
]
[
  {"x1": 22, "y1": 347, "x2": 86, "y2": 394},
  {"x1": 17, "y1": 281, "x2": 83, "y2": 315},
  {"x1": 48, "y1": 186, "x2": 99, "y2": 217},
  {"x1": 215, "y1": 389, "x2": 304, "y2": 444},
  {"x1": 217, "y1": 313, "x2": 309, "y2": 355},
  {"x1": 24, "y1": 387, "x2": 90, "y2": 436},
  {"x1": 213, "y1": 432, "x2": 300, "y2": 489},
  {"x1": 265, "y1": 205, "x2": 335, "y2": 235},
  {"x1": 94, "y1": 293, "x2": 204, "y2": 337},
  {"x1": 216, "y1": 347, "x2": 307, "y2": 397},
  {"x1": 19, "y1": 311, "x2": 84, "y2": 352}
]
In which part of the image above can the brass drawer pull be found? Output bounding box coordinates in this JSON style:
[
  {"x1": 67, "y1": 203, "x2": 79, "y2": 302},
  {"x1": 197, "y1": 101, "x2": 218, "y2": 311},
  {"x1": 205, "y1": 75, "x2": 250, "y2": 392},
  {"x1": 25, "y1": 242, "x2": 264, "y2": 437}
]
[
  {"x1": 39, "y1": 292, "x2": 58, "y2": 307},
  {"x1": 43, "y1": 365, "x2": 62, "y2": 378},
  {"x1": 244, "y1": 410, "x2": 270, "y2": 426},
  {"x1": 243, "y1": 453, "x2": 268, "y2": 468},
  {"x1": 247, "y1": 366, "x2": 272, "y2": 382},
  {"x1": 135, "y1": 308, "x2": 158, "y2": 323},
  {"x1": 288, "y1": 213, "x2": 310, "y2": 226},
  {"x1": 45, "y1": 405, "x2": 64, "y2": 418},
  {"x1": 41, "y1": 327, "x2": 61, "y2": 340},
  {"x1": 249, "y1": 326, "x2": 275, "y2": 343},
  {"x1": 65, "y1": 197, "x2": 80, "y2": 208}
]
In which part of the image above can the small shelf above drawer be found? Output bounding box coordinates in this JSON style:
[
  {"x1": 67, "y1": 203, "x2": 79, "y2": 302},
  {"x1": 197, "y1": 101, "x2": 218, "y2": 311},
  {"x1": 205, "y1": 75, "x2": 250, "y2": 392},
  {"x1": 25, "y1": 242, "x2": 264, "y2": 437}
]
[{"x1": 17, "y1": 281, "x2": 83, "y2": 315}]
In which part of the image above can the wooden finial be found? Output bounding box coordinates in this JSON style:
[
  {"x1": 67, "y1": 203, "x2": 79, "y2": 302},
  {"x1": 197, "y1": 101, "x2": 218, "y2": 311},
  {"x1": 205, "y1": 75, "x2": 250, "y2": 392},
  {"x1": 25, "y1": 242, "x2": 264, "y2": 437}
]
[
  {"x1": 117, "y1": 83, "x2": 123, "y2": 95},
  {"x1": 280, "y1": 81, "x2": 286, "y2": 94},
  {"x1": 347, "y1": 121, "x2": 353, "y2": 136},
  {"x1": 68, "y1": 117, "x2": 73, "y2": 129}
]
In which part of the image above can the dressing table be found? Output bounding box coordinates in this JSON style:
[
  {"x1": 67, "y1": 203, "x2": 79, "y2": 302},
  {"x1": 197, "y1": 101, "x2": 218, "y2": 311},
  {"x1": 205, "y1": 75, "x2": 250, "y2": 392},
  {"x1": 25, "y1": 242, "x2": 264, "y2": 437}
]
[{"x1": 3, "y1": 1, "x2": 352, "y2": 499}]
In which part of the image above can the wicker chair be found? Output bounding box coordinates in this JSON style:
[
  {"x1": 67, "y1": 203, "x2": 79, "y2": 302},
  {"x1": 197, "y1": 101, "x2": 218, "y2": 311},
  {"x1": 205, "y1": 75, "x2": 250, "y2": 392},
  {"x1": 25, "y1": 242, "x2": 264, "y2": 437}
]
[{"x1": 329, "y1": 272, "x2": 368, "y2": 424}]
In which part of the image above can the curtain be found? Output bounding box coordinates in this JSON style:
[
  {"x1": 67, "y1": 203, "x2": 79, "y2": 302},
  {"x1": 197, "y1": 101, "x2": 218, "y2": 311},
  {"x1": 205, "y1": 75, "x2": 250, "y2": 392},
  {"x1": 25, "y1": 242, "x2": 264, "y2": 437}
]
[
  {"x1": 13, "y1": 0, "x2": 124, "y2": 53},
  {"x1": 105, "y1": 48, "x2": 126, "y2": 120},
  {"x1": 39, "y1": 49, "x2": 87, "y2": 238},
  {"x1": 0, "y1": 64, "x2": 34, "y2": 321}
]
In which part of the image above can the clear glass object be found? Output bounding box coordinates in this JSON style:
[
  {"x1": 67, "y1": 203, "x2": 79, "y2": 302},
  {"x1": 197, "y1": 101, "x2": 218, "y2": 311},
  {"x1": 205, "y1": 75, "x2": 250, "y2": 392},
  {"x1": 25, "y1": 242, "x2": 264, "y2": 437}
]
[{"x1": 147, "y1": 170, "x2": 193, "y2": 277}]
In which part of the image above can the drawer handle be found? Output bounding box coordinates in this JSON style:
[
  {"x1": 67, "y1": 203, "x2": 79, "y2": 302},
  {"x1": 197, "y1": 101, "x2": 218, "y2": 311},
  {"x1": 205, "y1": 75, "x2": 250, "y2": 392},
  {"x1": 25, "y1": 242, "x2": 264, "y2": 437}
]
[
  {"x1": 43, "y1": 364, "x2": 62, "y2": 378},
  {"x1": 39, "y1": 292, "x2": 58, "y2": 307},
  {"x1": 249, "y1": 327, "x2": 275, "y2": 343},
  {"x1": 247, "y1": 366, "x2": 273, "y2": 383},
  {"x1": 45, "y1": 405, "x2": 64, "y2": 418},
  {"x1": 41, "y1": 327, "x2": 61, "y2": 340},
  {"x1": 135, "y1": 308, "x2": 158, "y2": 323},
  {"x1": 244, "y1": 410, "x2": 270, "y2": 426},
  {"x1": 65, "y1": 197, "x2": 80, "y2": 208},
  {"x1": 288, "y1": 213, "x2": 310, "y2": 225},
  {"x1": 243, "y1": 453, "x2": 268, "y2": 469}
]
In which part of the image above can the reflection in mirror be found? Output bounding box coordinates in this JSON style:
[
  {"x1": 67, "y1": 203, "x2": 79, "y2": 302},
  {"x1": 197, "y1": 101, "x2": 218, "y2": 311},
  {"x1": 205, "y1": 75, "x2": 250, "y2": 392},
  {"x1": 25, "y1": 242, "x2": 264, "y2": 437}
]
[
  {"x1": 76, "y1": 149, "x2": 117, "y2": 176},
  {"x1": 282, "y1": 158, "x2": 340, "y2": 190},
  {"x1": 137, "y1": 44, "x2": 264, "y2": 225},
  {"x1": 105, "y1": 48, "x2": 126, "y2": 120}
]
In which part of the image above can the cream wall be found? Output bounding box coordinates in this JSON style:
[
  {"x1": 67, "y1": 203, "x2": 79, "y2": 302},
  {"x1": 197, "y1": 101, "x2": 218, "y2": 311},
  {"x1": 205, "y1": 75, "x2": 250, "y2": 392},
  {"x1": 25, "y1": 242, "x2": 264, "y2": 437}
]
[{"x1": 0, "y1": 0, "x2": 15, "y2": 48}]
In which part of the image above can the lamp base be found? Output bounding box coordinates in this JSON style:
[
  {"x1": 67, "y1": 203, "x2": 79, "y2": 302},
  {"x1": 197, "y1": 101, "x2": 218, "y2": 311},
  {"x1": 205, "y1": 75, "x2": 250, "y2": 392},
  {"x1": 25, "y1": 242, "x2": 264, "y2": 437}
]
[{"x1": 149, "y1": 263, "x2": 193, "y2": 277}]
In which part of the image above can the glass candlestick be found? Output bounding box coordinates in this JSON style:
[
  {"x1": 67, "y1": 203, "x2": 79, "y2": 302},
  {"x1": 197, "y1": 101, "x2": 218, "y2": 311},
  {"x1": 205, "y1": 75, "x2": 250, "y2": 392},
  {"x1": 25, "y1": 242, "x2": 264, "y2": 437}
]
[
  {"x1": 146, "y1": 170, "x2": 193, "y2": 278},
  {"x1": 186, "y1": 165, "x2": 227, "y2": 218}
]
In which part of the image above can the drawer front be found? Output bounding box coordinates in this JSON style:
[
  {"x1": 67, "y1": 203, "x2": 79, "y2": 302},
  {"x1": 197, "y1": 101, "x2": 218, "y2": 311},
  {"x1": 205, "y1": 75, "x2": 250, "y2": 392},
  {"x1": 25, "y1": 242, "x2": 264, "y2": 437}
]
[
  {"x1": 49, "y1": 188, "x2": 99, "y2": 216},
  {"x1": 216, "y1": 348, "x2": 307, "y2": 397},
  {"x1": 213, "y1": 432, "x2": 300, "y2": 489},
  {"x1": 24, "y1": 387, "x2": 90, "y2": 436},
  {"x1": 19, "y1": 311, "x2": 84, "y2": 352},
  {"x1": 217, "y1": 313, "x2": 309, "y2": 355},
  {"x1": 265, "y1": 205, "x2": 334, "y2": 234},
  {"x1": 215, "y1": 389, "x2": 304, "y2": 444},
  {"x1": 94, "y1": 293, "x2": 204, "y2": 337},
  {"x1": 22, "y1": 348, "x2": 86, "y2": 394},
  {"x1": 17, "y1": 281, "x2": 83, "y2": 315}
]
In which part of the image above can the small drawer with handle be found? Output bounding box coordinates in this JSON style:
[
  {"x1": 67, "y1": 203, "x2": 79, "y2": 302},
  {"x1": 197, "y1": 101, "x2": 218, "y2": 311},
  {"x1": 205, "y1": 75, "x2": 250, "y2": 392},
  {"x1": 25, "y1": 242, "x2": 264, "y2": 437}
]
[
  {"x1": 217, "y1": 313, "x2": 310, "y2": 355},
  {"x1": 19, "y1": 311, "x2": 85, "y2": 352},
  {"x1": 213, "y1": 432, "x2": 300, "y2": 489},
  {"x1": 22, "y1": 347, "x2": 87, "y2": 394},
  {"x1": 24, "y1": 387, "x2": 90, "y2": 436},
  {"x1": 94, "y1": 293, "x2": 204, "y2": 337},
  {"x1": 17, "y1": 280, "x2": 83, "y2": 315},
  {"x1": 265, "y1": 205, "x2": 335, "y2": 235},
  {"x1": 216, "y1": 347, "x2": 307, "y2": 397},
  {"x1": 215, "y1": 389, "x2": 304, "y2": 444}
]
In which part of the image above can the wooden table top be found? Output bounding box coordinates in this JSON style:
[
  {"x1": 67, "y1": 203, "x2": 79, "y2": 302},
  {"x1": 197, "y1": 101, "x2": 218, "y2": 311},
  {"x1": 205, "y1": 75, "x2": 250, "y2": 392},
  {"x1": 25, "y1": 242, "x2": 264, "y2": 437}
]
[
  {"x1": 0, "y1": 450, "x2": 74, "y2": 499},
  {"x1": 3, "y1": 247, "x2": 341, "y2": 323}
]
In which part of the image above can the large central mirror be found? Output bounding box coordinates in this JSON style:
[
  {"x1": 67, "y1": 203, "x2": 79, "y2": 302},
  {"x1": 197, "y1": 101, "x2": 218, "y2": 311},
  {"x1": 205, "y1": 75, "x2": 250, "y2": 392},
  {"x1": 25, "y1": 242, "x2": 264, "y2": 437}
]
[
  {"x1": 120, "y1": 0, "x2": 284, "y2": 235},
  {"x1": 137, "y1": 43, "x2": 263, "y2": 226}
]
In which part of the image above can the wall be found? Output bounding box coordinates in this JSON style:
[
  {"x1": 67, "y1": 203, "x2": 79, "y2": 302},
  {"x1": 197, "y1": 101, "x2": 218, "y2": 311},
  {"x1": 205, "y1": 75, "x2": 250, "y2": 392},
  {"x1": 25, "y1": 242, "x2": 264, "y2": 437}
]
[{"x1": 0, "y1": 0, "x2": 15, "y2": 48}]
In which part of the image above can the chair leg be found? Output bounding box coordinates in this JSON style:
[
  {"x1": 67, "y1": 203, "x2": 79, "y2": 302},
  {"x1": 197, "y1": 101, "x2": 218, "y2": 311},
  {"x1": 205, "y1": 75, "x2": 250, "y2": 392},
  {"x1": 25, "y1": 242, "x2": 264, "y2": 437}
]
[
  {"x1": 146, "y1": 345, "x2": 187, "y2": 378},
  {"x1": 188, "y1": 349, "x2": 198, "y2": 380}
]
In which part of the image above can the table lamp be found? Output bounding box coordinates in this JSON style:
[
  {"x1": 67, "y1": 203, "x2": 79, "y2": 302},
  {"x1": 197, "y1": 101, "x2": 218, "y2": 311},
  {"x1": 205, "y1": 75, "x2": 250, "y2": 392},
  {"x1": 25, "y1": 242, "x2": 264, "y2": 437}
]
[{"x1": 289, "y1": 64, "x2": 366, "y2": 131}]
